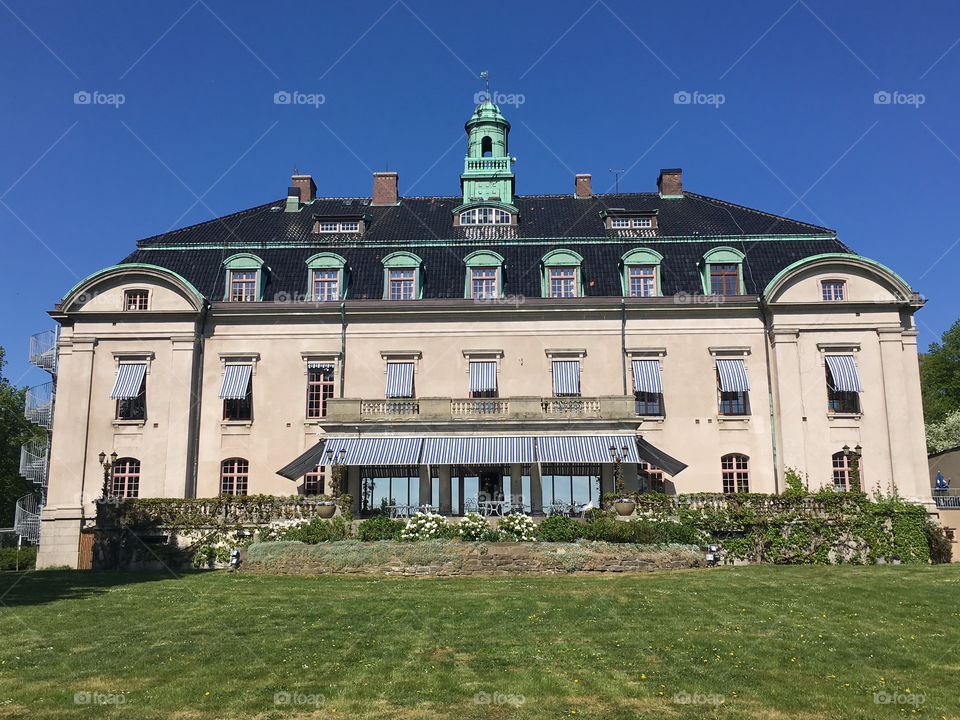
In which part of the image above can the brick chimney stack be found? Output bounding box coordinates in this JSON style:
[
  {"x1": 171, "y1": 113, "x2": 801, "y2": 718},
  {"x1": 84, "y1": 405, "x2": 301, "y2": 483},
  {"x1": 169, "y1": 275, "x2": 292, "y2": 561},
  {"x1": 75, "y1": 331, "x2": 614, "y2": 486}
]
[
  {"x1": 291, "y1": 174, "x2": 316, "y2": 202},
  {"x1": 574, "y1": 173, "x2": 592, "y2": 199},
  {"x1": 657, "y1": 168, "x2": 683, "y2": 198},
  {"x1": 371, "y1": 172, "x2": 399, "y2": 206}
]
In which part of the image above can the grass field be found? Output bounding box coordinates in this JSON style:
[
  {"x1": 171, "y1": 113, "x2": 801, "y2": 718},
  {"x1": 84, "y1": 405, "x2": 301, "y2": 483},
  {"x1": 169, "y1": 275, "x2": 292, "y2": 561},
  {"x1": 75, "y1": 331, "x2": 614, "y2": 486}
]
[{"x1": 0, "y1": 565, "x2": 958, "y2": 719}]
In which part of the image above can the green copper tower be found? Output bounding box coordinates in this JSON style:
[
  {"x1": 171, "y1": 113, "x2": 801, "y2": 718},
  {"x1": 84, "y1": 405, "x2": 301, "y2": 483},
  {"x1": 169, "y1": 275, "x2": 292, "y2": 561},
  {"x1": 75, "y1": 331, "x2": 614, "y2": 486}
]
[{"x1": 457, "y1": 98, "x2": 517, "y2": 211}]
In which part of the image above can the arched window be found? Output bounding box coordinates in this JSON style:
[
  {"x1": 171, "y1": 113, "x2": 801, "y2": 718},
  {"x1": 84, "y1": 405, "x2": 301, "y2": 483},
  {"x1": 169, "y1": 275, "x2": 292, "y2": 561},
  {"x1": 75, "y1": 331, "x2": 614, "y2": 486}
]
[
  {"x1": 382, "y1": 252, "x2": 423, "y2": 300},
  {"x1": 832, "y1": 451, "x2": 862, "y2": 491},
  {"x1": 463, "y1": 250, "x2": 505, "y2": 299},
  {"x1": 621, "y1": 248, "x2": 663, "y2": 297},
  {"x1": 721, "y1": 454, "x2": 749, "y2": 493},
  {"x1": 220, "y1": 458, "x2": 249, "y2": 496},
  {"x1": 112, "y1": 457, "x2": 140, "y2": 498},
  {"x1": 223, "y1": 253, "x2": 265, "y2": 302},
  {"x1": 541, "y1": 249, "x2": 584, "y2": 298},
  {"x1": 460, "y1": 207, "x2": 511, "y2": 225},
  {"x1": 306, "y1": 252, "x2": 347, "y2": 301},
  {"x1": 701, "y1": 247, "x2": 745, "y2": 296},
  {"x1": 303, "y1": 465, "x2": 325, "y2": 496},
  {"x1": 481, "y1": 136, "x2": 493, "y2": 157}
]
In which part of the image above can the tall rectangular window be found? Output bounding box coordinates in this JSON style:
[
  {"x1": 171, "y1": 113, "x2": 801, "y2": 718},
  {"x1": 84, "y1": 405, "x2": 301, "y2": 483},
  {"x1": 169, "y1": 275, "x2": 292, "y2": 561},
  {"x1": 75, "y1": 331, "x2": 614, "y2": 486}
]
[
  {"x1": 220, "y1": 458, "x2": 249, "y2": 496},
  {"x1": 220, "y1": 365, "x2": 253, "y2": 421},
  {"x1": 123, "y1": 289, "x2": 149, "y2": 311},
  {"x1": 229, "y1": 270, "x2": 257, "y2": 302},
  {"x1": 303, "y1": 466, "x2": 325, "y2": 496},
  {"x1": 111, "y1": 363, "x2": 147, "y2": 421},
  {"x1": 389, "y1": 268, "x2": 415, "y2": 300},
  {"x1": 111, "y1": 458, "x2": 140, "y2": 498},
  {"x1": 311, "y1": 269, "x2": 340, "y2": 301},
  {"x1": 716, "y1": 359, "x2": 750, "y2": 416},
  {"x1": 549, "y1": 267, "x2": 577, "y2": 298},
  {"x1": 628, "y1": 265, "x2": 657, "y2": 297},
  {"x1": 822, "y1": 281, "x2": 846, "y2": 301},
  {"x1": 116, "y1": 378, "x2": 146, "y2": 420},
  {"x1": 306, "y1": 365, "x2": 335, "y2": 418},
  {"x1": 710, "y1": 264, "x2": 740, "y2": 296},
  {"x1": 721, "y1": 454, "x2": 749, "y2": 493},
  {"x1": 471, "y1": 267, "x2": 498, "y2": 299},
  {"x1": 825, "y1": 355, "x2": 861, "y2": 414}
]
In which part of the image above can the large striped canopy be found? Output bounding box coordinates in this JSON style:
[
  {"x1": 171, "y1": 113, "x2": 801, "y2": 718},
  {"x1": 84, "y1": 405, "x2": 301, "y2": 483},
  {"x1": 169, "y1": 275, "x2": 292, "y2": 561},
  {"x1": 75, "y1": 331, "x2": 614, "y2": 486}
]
[
  {"x1": 219, "y1": 364, "x2": 252, "y2": 400},
  {"x1": 318, "y1": 436, "x2": 423, "y2": 466},
  {"x1": 385, "y1": 362, "x2": 414, "y2": 398},
  {"x1": 552, "y1": 360, "x2": 581, "y2": 396},
  {"x1": 825, "y1": 355, "x2": 862, "y2": 393},
  {"x1": 422, "y1": 436, "x2": 535, "y2": 465},
  {"x1": 110, "y1": 363, "x2": 146, "y2": 399},
  {"x1": 468, "y1": 361, "x2": 497, "y2": 393},
  {"x1": 631, "y1": 359, "x2": 663, "y2": 394},
  {"x1": 716, "y1": 359, "x2": 750, "y2": 392},
  {"x1": 536, "y1": 434, "x2": 641, "y2": 463}
]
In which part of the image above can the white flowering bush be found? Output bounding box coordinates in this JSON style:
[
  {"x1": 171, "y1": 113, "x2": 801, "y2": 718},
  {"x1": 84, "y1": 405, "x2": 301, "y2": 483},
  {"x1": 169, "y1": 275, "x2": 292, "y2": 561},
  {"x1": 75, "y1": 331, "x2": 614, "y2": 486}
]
[
  {"x1": 458, "y1": 513, "x2": 489, "y2": 541},
  {"x1": 401, "y1": 512, "x2": 448, "y2": 541},
  {"x1": 498, "y1": 513, "x2": 537, "y2": 542}
]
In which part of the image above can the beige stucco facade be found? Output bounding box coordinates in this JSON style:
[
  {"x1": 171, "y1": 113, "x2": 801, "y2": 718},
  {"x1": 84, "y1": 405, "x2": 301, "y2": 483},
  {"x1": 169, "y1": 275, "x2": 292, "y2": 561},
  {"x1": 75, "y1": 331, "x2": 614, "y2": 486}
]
[{"x1": 35, "y1": 253, "x2": 930, "y2": 568}]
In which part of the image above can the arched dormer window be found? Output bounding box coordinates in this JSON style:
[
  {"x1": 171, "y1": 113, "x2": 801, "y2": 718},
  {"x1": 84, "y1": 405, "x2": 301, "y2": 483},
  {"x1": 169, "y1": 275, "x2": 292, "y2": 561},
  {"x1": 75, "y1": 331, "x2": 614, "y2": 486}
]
[
  {"x1": 541, "y1": 249, "x2": 584, "y2": 298},
  {"x1": 382, "y1": 251, "x2": 423, "y2": 300},
  {"x1": 621, "y1": 248, "x2": 663, "y2": 297},
  {"x1": 463, "y1": 250, "x2": 505, "y2": 300},
  {"x1": 460, "y1": 207, "x2": 511, "y2": 225},
  {"x1": 223, "y1": 253, "x2": 265, "y2": 302},
  {"x1": 305, "y1": 252, "x2": 347, "y2": 301},
  {"x1": 701, "y1": 247, "x2": 746, "y2": 296}
]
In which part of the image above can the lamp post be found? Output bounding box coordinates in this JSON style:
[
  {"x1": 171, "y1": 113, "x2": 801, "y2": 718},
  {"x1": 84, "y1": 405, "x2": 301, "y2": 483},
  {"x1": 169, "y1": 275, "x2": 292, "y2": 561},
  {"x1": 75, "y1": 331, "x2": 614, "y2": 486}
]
[
  {"x1": 97, "y1": 450, "x2": 118, "y2": 501},
  {"x1": 609, "y1": 444, "x2": 630, "y2": 497}
]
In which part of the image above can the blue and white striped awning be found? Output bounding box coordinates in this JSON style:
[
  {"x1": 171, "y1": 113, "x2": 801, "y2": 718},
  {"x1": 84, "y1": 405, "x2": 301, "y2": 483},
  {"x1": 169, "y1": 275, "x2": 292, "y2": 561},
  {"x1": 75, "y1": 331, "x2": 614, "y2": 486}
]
[
  {"x1": 468, "y1": 361, "x2": 497, "y2": 393},
  {"x1": 716, "y1": 359, "x2": 750, "y2": 392},
  {"x1": 631, "y1": 359, "x2": 662, "y2": 394},
  {"x1": 552, "y1": 360, "x2": 580, "y2": 396},
  {"x1": 385, "y1": 362, "x2": 414, "y2": 398},
  {"x1": 317, "y1": 436, "x2": 423, "y2": 466},
  {"x1": 219, "y1": 364, "x2": 252, "y2": 400},
  {"x1": 536, "y1": 434, "x2": 641, "y2": 463},
  {"x1": 826, "y1": 355, "x2": 862, "y2": 393},
  {"x1": 422, "y1": 436, "x2": 535, "y2": 465},
  {"x1": 110, "y1": 363, "x2": 146, "y2": 399}
]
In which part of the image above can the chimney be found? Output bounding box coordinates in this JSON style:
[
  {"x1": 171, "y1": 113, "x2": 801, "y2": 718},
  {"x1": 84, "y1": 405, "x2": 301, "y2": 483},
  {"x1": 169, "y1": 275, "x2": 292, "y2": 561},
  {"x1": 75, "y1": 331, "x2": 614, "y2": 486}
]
[
  {"x1": 291, "y1": 174, "x2": 316, "y2": 203},
  {"x1": 574, "y1": 173, "x2": 592, "y2": 199},
  {"x1": 657, "y1": 168, "x2": 683, "y2": 198},
  {"x1": 284, "y1": 185, "x2": 300, "y2": 213},
  {"x1": 371, "y1": 172, "x2": 399, "y2": 206}
]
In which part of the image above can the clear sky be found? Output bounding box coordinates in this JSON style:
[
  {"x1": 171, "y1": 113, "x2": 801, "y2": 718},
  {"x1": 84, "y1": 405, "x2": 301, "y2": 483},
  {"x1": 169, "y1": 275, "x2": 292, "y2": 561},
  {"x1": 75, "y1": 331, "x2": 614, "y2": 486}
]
[{"x1": 2, "y1": 0, "x2": 958, "y2": 388}]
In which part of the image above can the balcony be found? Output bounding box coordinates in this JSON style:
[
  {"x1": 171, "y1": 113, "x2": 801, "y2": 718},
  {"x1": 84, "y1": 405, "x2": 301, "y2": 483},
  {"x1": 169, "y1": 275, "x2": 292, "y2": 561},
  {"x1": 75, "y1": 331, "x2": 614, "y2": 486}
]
[
  {"x1": 25, "y1": 381, "x2": 54, "y2": 429},
  {"x1": 933, "y1": 490, "x2": 960, "y2": 509},
  {"x1": 327, "y1": 396, "x2": 636, "y2": 423},
  {"x1": 463, "y1": 157, "x2": 511, "y2": 173}
]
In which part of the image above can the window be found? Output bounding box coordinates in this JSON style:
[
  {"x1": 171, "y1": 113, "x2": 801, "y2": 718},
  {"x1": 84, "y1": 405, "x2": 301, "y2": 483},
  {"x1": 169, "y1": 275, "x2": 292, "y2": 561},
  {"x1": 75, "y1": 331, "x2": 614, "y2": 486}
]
[
  {"x1": 471, "y1": 267, "x2": 498, "y2": 299},
  {"x1": 389, "y1": 268, "x2": 415, "y2": 300},
  {"x1": 635, "y1": 392, "x2": 662, "y2": 416},
  {"x1": 550, "y1": 267, "x2": 578, "y2": 298},
  {"x1": 111, "y1": 457, "x2": 140, "y2": 498},
  {"x1": 111, "y1": 362, "x2": 147, "y2": 421},
  {"x1": 303, "y1": 465, "x2": 324, "y2": 496},
  {"x1": 123, "y1": 289, "x2": 149, "y2": 311},
  {"x1": 116, "y1": 378, "x2": 146, "y2": 420},
  {"x1": 220, "y1": 364, "x2": 253, "y2": 421},
  {"x1": 385, "y1": 362, "x2": 415, "y2": 399},
  {"x1": 610, "y1": 216, "x2": 652, "y2": 229},
  {"x1": 223, "y1": 253, "x2": 265, "y2": 302},
  {"x1": 311, "y1": 269, "x2": 340, "y2": 301},
  {"x1": 220, "y1": 458, "x2": 249, "y2": 496},
  {"x1": 315, "y1": 220, "x2": 361, "y2": 233},
  {"x1": 825, "y1": 356, "x2": 862, "y2": 414},
  {"x1": 822, "y1": 280, "x2": 846, "y2": 301},
  {"x1": 721, "y1": 454, "x2": 749, "y2": 493},
  {"x1": 628, "y1": 265, "x2": 657, "y2": 297},
  {"x1": 541, "y1": 249, "x2": 584, "y2": 298},
  {"x1": 638, "y1": 462, "x2": 664, "y2": 493},
  {"x1": 540, "y1": 464, "x2": 601, "y2": 513},
  {"x1": 711, "y1": 264, "x2": 740, "y2": 296},
  {"x1": 463, "y1": 250, "x2": 505, "y2": 299},
  {"x1": 460, "y1": 207, "x2": 511, "y2": 225},
  {"x1": 551, "y1": 360, "x2": 581, "y2": 397},
  {"x1": 716, "y1": 359, "x2": 750, "y2": 416},
  {"x1": 360, "y1": 466, "x2": 420, "y2": 513},
  {"x1": 832, "y1": 452, "x2": 854, "y2": 491},
  {"x1": 631, "y1": 359, "x2": 663, "y2": 416},
  {"x1": 306, "y1": 364, "x2": 335, "y2": 418},
  {"x1": 382, "y1": 252, "x2": 422, "y2": 300},
  {"x1": 702, "y1": 247, "x2": 745, "y2": 296},
  {"x1": 611, "y1": 217, "x2": 630, "y2": 228},
  {"x1": 468, "y1": 360, "x2": 498, "y2": 399}
]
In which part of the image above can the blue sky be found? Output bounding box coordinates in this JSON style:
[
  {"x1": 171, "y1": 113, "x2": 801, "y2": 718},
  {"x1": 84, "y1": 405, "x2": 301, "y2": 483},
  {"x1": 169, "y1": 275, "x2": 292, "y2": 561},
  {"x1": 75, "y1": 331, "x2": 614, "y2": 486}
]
[{"x1": 2, "y1": 0, "x2": 959, "y2": 387}]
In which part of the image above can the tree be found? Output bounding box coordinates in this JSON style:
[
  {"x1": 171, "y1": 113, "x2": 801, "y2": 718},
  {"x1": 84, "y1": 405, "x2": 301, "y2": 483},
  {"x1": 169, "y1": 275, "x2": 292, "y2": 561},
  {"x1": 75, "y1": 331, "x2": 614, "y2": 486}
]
[
  {"x1": 927, "y1": 409, "x2": 960, "y2": 454},
  {"x1": 0, "y1": 348, "x2": 44, "y2": 527},
  {"x1": 921, "y1": 320, "x2": 960, "y2": 425}
]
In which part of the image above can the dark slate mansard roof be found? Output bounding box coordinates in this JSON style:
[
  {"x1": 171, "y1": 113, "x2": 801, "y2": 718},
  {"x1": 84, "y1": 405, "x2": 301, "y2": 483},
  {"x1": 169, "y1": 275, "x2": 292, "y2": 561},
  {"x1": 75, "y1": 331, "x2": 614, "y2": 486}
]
[{"x1": 121, "y1": 192, "x2": 850, "y2": 301}]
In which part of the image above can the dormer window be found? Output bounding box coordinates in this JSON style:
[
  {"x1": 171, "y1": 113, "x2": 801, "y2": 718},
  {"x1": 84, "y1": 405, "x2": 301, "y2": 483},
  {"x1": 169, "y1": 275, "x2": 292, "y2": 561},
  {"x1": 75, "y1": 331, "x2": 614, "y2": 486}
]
[
  {"x1": 604, "y1": 212, "x2": 657, "y2": 231},
  {"x1": 460, "y1": 207, "x2": 511, "y2": 225},
  {"x1": 610, "y1": 217, "x2": 653, "y2": 229},
  {"x1": 382, "y1": 252, "x2": 423, "y2": 300},
  {"x1": 701, "y1": 247, "x2": 746, "y2": 297},
  {"x1": 223, "y1": 253, "x2": 266, "y2": 302},
  {"x1": 541, "y1": 249, "x2": 584, "y2": 298},
  {"x1": 313, "y1": 218, "x2": 362, "y2": 234},
  {"x1": 306, "y1": 253, "x2": 347, "y2": 301}
]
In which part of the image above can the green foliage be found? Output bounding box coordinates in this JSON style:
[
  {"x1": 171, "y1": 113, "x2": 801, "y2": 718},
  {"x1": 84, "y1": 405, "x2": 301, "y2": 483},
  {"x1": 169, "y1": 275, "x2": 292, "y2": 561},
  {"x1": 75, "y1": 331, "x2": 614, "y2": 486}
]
[
  {"x1": 356, "y1": 516, "x2": 404, "y2": 541},
  {"x1": 927, "y1": 409, "x2": 960, "y2": 453},
  {"x1": 925, "y1": 520, "x2": 953, "y2": 564},
  {"x1": 536, "y1": 514, "x2": 584, "y2": 543},
  {"x1": 400, "y1": 513, "x2": 447, "y2": 541},
  {"x1": 921, "y1": 319, "x2": 960, "y2": 425},
  {"x1": 498, "y1": 513, "x2": 536, "y2": 541},
  {"x1": 0, "y1": 546, "x2": 36, "y2": 570},
  {"x1": 457, "y1": 513, "x2": 489, "y2": 541},
  {"x1": 582, "y1": 518, "x2": 702, "y2": 545},
  {"x1": 279, "y1": 517, "x2": 351, "y2": 544},
  {"x1": 782, "y1": 467, "x2": 809, "y2": 497}
]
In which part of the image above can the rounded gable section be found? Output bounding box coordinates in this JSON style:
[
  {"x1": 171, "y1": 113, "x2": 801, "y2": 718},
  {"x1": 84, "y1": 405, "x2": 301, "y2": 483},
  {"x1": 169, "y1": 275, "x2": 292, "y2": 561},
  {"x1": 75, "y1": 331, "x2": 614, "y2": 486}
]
[
  {"x1": 60, "y1": 264, "x2": 206, "y2": 313},
  {"x1": 763, "y1": 253, "x2": 916, "y2": 305}
]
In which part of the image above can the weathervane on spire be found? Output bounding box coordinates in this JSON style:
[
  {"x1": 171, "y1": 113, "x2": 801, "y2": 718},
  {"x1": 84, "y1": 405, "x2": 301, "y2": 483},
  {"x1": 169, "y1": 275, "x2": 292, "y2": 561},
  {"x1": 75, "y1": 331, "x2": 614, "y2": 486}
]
[{"x1": 480, "y1": 70, "x2": 491, "y2": 101}]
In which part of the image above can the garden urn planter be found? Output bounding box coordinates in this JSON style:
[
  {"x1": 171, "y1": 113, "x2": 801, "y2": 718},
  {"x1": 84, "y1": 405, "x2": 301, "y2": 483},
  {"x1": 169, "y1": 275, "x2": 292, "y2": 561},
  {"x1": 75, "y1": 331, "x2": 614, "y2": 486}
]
[
  {"x1": 317, "y1": 503, "x2": 337, "y2": 519},
  {"x1": 613, "y1": 499, "x2": 636, "y2": 516}
]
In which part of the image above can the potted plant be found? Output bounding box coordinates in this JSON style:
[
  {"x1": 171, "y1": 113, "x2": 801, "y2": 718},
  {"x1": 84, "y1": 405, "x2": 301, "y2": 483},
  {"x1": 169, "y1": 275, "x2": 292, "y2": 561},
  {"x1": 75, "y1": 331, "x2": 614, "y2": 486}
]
[
  {"x1": 613, "y1": 496, "x2": 636, "y2": 517},
  {"x1": 316, "y1": 495, "x2": 337, "y2": 519},
  {"x1": 611, "y1": 447, "x2": 636, "y2": 516}
]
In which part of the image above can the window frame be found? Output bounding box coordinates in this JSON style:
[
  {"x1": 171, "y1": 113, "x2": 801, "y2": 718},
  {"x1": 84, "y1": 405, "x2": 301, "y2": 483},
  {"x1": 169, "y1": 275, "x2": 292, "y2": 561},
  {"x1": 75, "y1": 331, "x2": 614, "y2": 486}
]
[
  {"x1": 541, "y1": 249, "x2": 584, "y2": 298},
  {"x1": 459, "y1": 207, "x2": 512, "y2": 225},
  {"x1": 123, "y1": 289, "x2": 150, "y2": 311},
  {"x1": 222, "y1": 368, "x2": 253, "y2": 422},
  {"x1": 821, "y1": 279, "x2": 846, "y2": 301},
  {"x1": 621, "y1": 248, "x2": 663, "y2": 297},
  {"x1": 306, "y1": 364, "x2": 335, "y2": 419},
  {"x1": 721, "y1": 454, "x2": 749, "y2": 493},
  {"x1": 303, "y1": 465, "x2": 325, "y2": 496},
  {"x1": 305, "y1": 252, "x2": 347, "y2": 301},
  {"x1": 223, "y1": 253, "x2": 265, "y2": 302},
  {"x1": 111, "y1": 457, "x2": 140, "y2": 498},
  {"x1": 220, "y1": 458, "x2": 249, "y2": 496},
  {"x1": 115, "y1": 374, "x2": 147, "y2": 421},
  {"x1": 701, "y1": 247, "x2": 746, "y2": 296},
  {"x1": 463, "y1": 250, "x2": 505, "y2": 299},
  {"x1": 381, "y1": 252, "x2": 423, "y2": 300},
  {"x1": 825, "y1": 364, "x2": 861, "y2": 414}
]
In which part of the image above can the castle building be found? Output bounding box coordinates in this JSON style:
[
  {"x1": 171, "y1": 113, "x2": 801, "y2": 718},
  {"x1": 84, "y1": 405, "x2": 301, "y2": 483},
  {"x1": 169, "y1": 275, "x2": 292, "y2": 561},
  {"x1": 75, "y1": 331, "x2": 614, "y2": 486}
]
[{"x1": 34, "y1": 99, "x2": 929, "y2": 567}]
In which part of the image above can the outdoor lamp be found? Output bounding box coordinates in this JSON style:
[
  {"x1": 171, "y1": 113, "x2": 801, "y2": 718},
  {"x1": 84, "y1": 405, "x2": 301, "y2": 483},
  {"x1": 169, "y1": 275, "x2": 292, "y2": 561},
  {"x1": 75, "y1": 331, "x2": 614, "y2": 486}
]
[
  {"x1": 110, "y1": 452, "x2": 118, "y2": 464},
  {"x1": 609, "y1": 445, "x2": 617, "y2": 459},
  {"x1": 325, "y1": 449, "x2": 334, "y2": 462},
  {"x1": 621, "y1": 445, "x2": 630, "y2": 458},
  {"x1": 338, "y1": 448, "x2": 346, "y2": 462},
  {"x1": 98, "y1": 451, "x2": 106, "y2": 465},
  {"x1": 854, "y1": 444, "x2": 862, "y2": 455}
]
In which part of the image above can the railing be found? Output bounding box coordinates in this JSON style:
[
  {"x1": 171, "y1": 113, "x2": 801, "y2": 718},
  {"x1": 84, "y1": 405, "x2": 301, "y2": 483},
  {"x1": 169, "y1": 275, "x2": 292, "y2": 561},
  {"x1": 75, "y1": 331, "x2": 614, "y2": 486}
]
[
  {"x1": 540, "y1": 398, "x2": 602, "y2": 417},
  {"x1": 933, "y1": 490, "x2": 960, "y2": 509},
  {"x1": 28, "y1": 330, "x2": 58, "y2": 373},
  {"x1": 19, "y1": 439, "x2": 49, "y2": 485},
  {"x1": 451, "y1": 399, "x2": 509, "y2": 416},
  {"x1": 360, "y1": 400, "x2": 420, "y2": 417},
  {"x1": 25, "y1": 382, "x2": 54, "y2": 429},
  {"x1": 13, "y1": 494, "x2": 41, "y2": 544},
  {"x1": 464, "y1": 157, "x2": 511, "y2": 172}
]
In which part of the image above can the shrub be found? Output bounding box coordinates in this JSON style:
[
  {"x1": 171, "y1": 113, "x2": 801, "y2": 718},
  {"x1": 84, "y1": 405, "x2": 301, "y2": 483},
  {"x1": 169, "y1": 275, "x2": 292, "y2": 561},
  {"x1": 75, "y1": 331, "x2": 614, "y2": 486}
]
[
  {"x1": 279, "y1": 517, "x2": 350, "y2": 544},
  {"x1": 458, "y1": 513, "x2": 489, "y2": 541},
  {"x1": 0, "y1": 547, "x2": 37, "y2": 571},
  {"x1": 401, "y1": 513, "x2": 448, "y2": 541},
  {"x1": 498, "y1": 513, "x2": 536, "y2": 541},
  {"x1": 582, "y1": 518, "x2": 701, "y2": 545},
  {"x1": 536, "y1": 515, "x2": 584, "y2": 543},
  {"x1": 357, "y1": 516, "x2": 405, "y2": 541},
  {"x1": 925, "y1": 519, "x2": 953, "y2": 564}
]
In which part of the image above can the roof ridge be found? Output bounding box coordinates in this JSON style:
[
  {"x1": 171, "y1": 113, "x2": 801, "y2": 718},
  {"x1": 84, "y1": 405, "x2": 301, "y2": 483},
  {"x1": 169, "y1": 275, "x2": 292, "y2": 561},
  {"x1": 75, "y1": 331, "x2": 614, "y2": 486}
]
[
  {"x1": 684, "y1": 192, "x2": 835, "y2": 234},
  {"x1": 139, "y1": 199, "x2": 284, "y2": 243}
]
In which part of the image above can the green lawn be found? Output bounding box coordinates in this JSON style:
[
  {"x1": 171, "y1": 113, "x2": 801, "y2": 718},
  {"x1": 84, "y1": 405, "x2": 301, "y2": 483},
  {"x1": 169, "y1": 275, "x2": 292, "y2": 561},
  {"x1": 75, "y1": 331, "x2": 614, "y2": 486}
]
[{"x1": 0, "y1": 566, "x2": 958, "y2": 719}]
